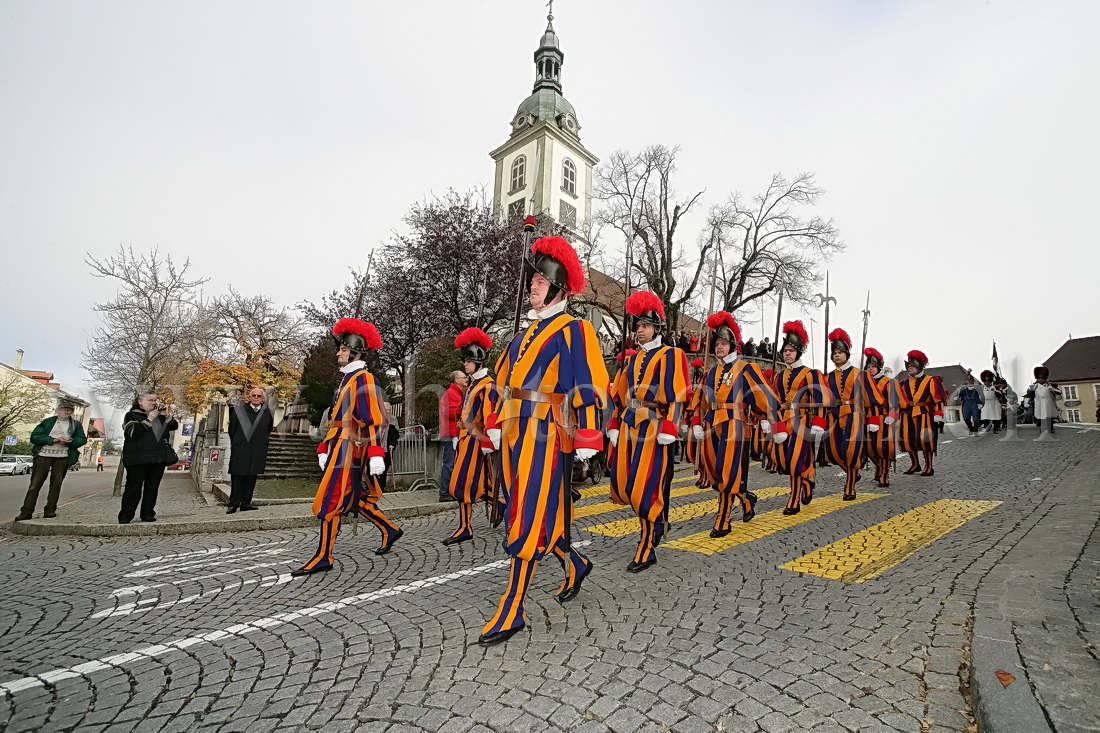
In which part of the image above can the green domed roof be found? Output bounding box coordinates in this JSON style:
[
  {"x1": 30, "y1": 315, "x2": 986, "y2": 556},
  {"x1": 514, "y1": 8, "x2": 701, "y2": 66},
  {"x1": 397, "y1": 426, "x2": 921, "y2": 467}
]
[{"x1": 516, "y1": 88, "x2": 576, "y2": 125}]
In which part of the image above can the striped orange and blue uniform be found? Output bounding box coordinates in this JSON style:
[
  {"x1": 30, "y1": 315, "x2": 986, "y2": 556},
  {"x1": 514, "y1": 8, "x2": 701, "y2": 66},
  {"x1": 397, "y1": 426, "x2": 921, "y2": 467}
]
[
  {"x1": 607, "y1": 344, "x2": 689, "y2": 564},
  {"x1": 773, "y1": 365, "x2": 834, "y2": 510},
  {"x1": 300, "y1": 366, "x2": 399, "y2": 571},
  {"x1": 684, "y1": 372, "x2": 709, "y2": 486},
  {"x1": 866, "y1": 374, "x2": 907, "y2": 485},
  {"x1": 824, "y1": 366, "x2": 883, "y2": 497},
  {"x1": 481, "y1": 311, "x2": 609, "y2": 636},
  {"x1": 446, "y1": 371, "x2": 501, "y2": 539},
  {"x1": 898, "y1": 374, "x2": 948, "y2": 472},
  {"x1": 689, "y1": 358, "x2": 781, "y2": 531}
]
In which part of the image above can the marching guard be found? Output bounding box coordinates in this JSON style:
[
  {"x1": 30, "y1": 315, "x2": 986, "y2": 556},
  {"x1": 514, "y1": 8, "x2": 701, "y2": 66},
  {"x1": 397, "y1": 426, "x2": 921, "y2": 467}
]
[
  {"x1": 771, "y1": 321, "x2": 834, "y2": 514},
  {"x1": 293, "y1": 318, "x2": 402, "y2": 576},
  {"x1": 442, "y1": 328, "x2": 501, "y2": 545},
  {"x1": 823, "y1": 329, "x2": 881, "y2": 500},
  {"x1": 897, "y1": 349, "x2": 948, "y2": 476},
  {"x1": 979, "y1": 370, "x2": 1003, "y2": 434},
  {"x1": 862, "y1": 347, "x2": 904, "y2": 488},
  {"x1": 478, "y1": 235, "x2": 609, "y2": 645},
  {"x1": 688, "y1": 312, "x2": 780, "y2": 535},
  {"x1": 685, "y1": 357, "x2": 710, "y2": 487},
  {"x1": 607, "y1": 291, "x2": 689, "y2": 572}
]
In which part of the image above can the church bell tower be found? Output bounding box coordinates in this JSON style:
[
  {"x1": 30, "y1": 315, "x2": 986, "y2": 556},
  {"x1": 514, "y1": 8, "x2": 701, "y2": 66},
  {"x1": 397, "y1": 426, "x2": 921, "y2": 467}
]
[{"x1": 490, "y1": 7, "x2": 598, "y2": 246}]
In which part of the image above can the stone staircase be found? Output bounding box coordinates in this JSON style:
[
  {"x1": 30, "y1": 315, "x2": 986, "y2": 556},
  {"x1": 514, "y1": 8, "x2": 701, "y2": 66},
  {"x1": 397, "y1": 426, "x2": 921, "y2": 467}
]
[{"x1": 258, "y1": 433, "x2": 322, "y2": 480}]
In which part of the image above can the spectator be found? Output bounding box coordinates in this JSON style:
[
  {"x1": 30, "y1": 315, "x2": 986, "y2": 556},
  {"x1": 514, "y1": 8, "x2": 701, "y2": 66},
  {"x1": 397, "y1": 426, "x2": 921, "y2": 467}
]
[
  {"x1": 96, "y1": 453, "x2": 104, "y2": 472},
  {"x1": 689, "y1": 330, "x2": 700, "y2": 353},
  {"x1": 953, "y1": 374, "x2": 984, "y2": 435},
  {"x1": 226, "y1": 387, "x2": 276, "y2": 514},
  {"x1": 759, "y1": 337, "x2": 773, "y2": 360},
  {"x1": 119, "y1": 393, "x2": 178, "y2": 524},
  {"x1": 677, "y1": 330, "x2": 690, "y2": 352},
  {"x1": 438, "y1": 371, "x2": 467, "y2": 502},
  {"x1": 743, "y1": 337, "x2": 757, "y2": 358},
  {"x1": 16, "y1": 400, "x2": 87, "y2": 521}
]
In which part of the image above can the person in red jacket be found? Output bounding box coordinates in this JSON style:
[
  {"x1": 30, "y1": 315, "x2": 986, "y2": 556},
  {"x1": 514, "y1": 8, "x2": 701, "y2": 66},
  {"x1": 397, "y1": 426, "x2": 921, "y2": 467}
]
[{"x1": 438, "y1": 372, "x2": 467, "y2": 501}]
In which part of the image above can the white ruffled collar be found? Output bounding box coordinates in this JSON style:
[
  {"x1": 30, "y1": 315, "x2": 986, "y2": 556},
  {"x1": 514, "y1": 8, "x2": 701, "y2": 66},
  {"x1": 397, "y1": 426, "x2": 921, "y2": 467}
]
[
  {"x1": 527, "y1": 299, "x2": 568, "y2": 321},
  {"x1": 340, "y1": 360, "x2": 365, "y2": 374}
]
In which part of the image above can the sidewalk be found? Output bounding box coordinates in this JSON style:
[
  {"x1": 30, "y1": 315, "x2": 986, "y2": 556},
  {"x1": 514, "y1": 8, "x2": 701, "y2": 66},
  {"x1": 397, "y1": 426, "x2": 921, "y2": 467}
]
[
  {"x1": 970, "y1": 440, "x2": 1100, "y2": 733},
  {"x1": 9, "y1": 472, "x2": 455, "y2": 537}
]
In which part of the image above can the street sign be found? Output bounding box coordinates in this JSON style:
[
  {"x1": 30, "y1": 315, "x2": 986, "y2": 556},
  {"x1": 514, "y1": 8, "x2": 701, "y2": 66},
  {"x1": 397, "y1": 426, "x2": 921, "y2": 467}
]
[
  {"x1": 210, "y1": 449, "x2": 220, "y2": 463},
  {"x1": 4, "y1": 436, "x2": 16, "y2": 446},
  {"x1": 181, "y1": 422, "x2": 194, "y2": 436}
]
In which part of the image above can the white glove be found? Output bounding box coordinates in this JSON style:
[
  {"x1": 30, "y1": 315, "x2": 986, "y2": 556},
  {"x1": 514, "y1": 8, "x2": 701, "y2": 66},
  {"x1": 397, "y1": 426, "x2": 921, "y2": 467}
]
[
  {"x1": 933, "y1": 415, "x2": 944, "y2": 423},
  {"x1": 884, "y1": 416, "x2": 896, "y2": 426},
  {"x1": 451, "y1": 436, "x2": 458, "y2": 450},
  {"x1": 607, "y1": 428, "x2": 620, "y2": 444},
  {"x1": 368, "y1": 456, "x2": 385, "y2": 475},
  {"x1": 692, "y1": 425, "x2": 704, "y2": 441},
  {"x1": 487, "y1": 428, "x2": 501, "y2": 451},
  {"x1": 760, "y1": 420, "x2": 772, "y2": 434},
  {"x1": 656, "y1": 432, "x2": 675, "y2": 446},
  {"x1": 868, "y1": 424, "x2": 880, "y2": 433},
  {"x1": 317, "y1": 453, "x2": 328, "y2": 470},
  {"x1": 811, "y1": 425, "x2": 825, "y2": 436},
  {"x1": 576, "y1": 448, "x2": 598, "y2": 460},
  {"x1": 773, "y1": 432, "x2": 788, "y2": 443},
  {"x1": 480, "y1": 446, "x2": 494, "y2": 455}
]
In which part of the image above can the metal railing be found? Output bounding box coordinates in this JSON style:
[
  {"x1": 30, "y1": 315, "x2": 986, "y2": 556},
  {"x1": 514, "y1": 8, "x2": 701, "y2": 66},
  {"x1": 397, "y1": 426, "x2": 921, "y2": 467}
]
[{"x1": 388, "y1": 424, "x2": 438, "y2": 493}]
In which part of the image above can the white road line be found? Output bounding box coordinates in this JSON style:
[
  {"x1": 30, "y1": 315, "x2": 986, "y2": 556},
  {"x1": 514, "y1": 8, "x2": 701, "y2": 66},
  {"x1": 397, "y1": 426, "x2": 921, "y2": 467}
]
[
  {"x1": 93, "y1": 574, "x2": 295, "y2": 618},
  {"x1": 0, "y1": 543, "x2": 590, "y2": 697},
  {"x1": 123, "y1": 550, "x2": 291, "y2": 578},
  {"x1": 131, "y1": 540, "x2": 290, "y2": 567}
]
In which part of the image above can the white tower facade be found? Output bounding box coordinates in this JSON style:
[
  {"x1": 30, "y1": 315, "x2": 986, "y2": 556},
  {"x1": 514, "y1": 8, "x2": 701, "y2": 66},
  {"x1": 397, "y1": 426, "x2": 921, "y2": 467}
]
[{"x1": 490, "y1": 11, "x2": 598, "y2": 246}]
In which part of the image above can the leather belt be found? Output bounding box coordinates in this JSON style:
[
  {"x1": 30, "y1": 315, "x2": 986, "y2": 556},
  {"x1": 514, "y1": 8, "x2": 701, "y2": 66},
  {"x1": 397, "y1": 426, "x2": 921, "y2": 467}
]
[
  {"x1": 502, "y1": 387, "x2": 565, "y2": 405},
  {"x1": 630, "y1": 397, "x2": 663, "y2": 410}
]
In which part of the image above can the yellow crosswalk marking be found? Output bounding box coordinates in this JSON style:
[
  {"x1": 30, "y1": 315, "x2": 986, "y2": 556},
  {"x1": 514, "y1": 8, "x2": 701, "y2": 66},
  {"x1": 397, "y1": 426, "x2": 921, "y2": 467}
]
[
  {"x1": 779, "y1": 499, "x2": 1001, "y2": 583},
  {"x1": 663, "y1": 493, "x2": 887, "y2": 555},
  {"x1": 582, "y1": 486, "x2": 791, "y2": 537},
  {"x1": 576, "y1": 475, "x2": 695, "y2": 500},
  {"x1": 575, "y1": 485, "x2": 709, "y2": 518}
]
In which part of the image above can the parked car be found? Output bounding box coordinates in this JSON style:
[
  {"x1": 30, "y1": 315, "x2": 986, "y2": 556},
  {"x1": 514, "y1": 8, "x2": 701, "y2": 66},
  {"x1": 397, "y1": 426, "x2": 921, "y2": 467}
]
[
  {"x1": 0, "y1": 456, "x2": 26, "y2": 476},
  {"x1": 167, "y1": 460, "x2": 191, "y2": 471},
  {"x1": 15, "y1": 456, "x2": 33, "y2": 474}
]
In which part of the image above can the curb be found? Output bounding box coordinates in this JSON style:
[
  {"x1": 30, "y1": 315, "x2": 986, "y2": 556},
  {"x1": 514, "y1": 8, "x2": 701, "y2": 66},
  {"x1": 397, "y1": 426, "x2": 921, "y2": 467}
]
[
  {"x1": 9, "y1": 497, "x2": 455, "y2": 537},
  {"x1": 210, "y1": 483, "x2": 311, "y2": 506},
  {"x1": 970, "y1": 617, "x2": 1052, "y2": 733}
]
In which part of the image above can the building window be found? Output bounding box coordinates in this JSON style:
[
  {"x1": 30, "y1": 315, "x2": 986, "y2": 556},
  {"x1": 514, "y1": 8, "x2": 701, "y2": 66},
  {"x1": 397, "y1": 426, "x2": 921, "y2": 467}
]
[
  {"x1": 510, "y1": 156, "x2": 526, "y2": 192},
  {"x1": 1066, "y1": 408, "x2": 1081, "y2": 423},
  {"x1": 559, "y1": 200, "x2": 577, "y2": 228},
  {"x1": 508, "y1": 198, "x2": 526, "y2": 222},
  {"x1": 1064, "y1": 385, "x2": 1078, "y2": 400},
  {"x1": 1093, "y1": 384, "x2": 1100, "y2": 400},
  {"x1": 562, "y1": 159, "x2": 576, "y2": 195}
]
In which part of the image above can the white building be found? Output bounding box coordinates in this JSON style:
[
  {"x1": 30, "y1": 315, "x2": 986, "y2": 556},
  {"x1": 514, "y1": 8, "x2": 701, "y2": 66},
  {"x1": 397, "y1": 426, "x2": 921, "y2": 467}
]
[{"x1": 489, "y1": 9, "x2": 598, "y2": 247}]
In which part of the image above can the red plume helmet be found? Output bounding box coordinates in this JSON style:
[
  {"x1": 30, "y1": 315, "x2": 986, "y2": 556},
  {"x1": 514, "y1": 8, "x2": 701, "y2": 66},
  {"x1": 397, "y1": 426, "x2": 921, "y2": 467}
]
[
  {"x1": 530, "y1": 235, "x2": 586, "y2": 295},
  {"x1": 332, "y1": 318, "x2": 383, "y2": 351},
  {"x1": 782, "y1": 320, "x2": 809, "y2": 353},
  {"x1": 827, "y1": 328, "x2": 852, "y2": 350},
  {"x1": 691, "y1": 357, "x2": 704, "y2": 368},
  {"x1": 454, "y1": 328, "x2": 492, "y2": 351},
  {"x1": 625, "y1": 291, "x2": 666, "y2": 320},
  {"x1": 863, "y1": 347, "x2": 885, "y2": 368},
  {"x1": 706, "y1": 311, "x2": 742, "y2": 351},
  {"x1": 907, "y1": 349, "x2": 929, "y2": 366}
]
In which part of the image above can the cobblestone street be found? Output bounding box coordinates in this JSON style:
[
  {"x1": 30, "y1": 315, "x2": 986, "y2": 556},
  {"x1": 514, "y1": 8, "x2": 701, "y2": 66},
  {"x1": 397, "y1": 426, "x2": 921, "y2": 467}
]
[{"x1": 1, "y1": 428, "x2": 1097, "y2": 733}]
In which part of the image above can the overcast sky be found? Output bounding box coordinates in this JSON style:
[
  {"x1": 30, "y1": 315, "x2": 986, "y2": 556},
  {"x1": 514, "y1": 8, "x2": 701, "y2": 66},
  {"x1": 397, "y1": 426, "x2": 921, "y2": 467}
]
[{"x1": 2, "y1": 0, "x2": 1097, "y2": 424}]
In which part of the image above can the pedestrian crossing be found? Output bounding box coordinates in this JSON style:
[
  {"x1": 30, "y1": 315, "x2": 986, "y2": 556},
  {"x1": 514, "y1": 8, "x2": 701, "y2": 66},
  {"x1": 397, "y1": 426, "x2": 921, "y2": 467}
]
[{"x1": 568, "y1": 469, "x2": 1002, "y2": 583}]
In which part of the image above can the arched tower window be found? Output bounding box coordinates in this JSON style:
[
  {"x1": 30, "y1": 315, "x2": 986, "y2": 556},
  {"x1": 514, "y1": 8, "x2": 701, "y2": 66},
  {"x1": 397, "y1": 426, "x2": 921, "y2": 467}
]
[
  {"x1": 562, "y1": 158, "x2": 576, "y2": 195},
  {"x1": 511, "y1": 156, "x2": 526, "y2": 191}
]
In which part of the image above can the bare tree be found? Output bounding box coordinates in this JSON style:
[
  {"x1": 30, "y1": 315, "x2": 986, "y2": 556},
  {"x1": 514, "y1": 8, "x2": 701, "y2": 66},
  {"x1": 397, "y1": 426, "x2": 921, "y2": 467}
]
[
  {"x1": 206, "y1": 288, "x2": 311, "y2": 373},
  {"x1": 712, "y1": 172, "x2": 843, "y2": 312},
  {"x1": 0, "y1": 370, "x2": 50, "y2": 439},
  {"x1": 83, "y1": 246, "x2": 209, "y2": 407},
  {"x1": 594, "y1": 145, "x2": 712, "y2": 330}
]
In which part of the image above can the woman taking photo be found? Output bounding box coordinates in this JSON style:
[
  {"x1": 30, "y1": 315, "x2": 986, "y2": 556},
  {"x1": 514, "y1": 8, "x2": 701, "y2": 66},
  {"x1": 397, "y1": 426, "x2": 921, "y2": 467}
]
[{"x1": 119, "y1": 393, "x2": 178, "y2": 524}]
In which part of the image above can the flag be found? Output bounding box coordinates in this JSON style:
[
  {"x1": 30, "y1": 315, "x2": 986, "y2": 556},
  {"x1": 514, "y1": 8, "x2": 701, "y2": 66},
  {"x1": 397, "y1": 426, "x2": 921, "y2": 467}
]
[{"x1": 992, "y1": 341, "x2": 1001, "y2": 378}]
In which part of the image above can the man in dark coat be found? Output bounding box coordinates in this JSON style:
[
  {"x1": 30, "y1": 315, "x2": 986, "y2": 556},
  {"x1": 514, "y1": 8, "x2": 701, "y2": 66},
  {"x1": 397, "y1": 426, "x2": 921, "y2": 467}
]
[{"x1": 226, "y1": 387, "x2": 276, "y2": 513}]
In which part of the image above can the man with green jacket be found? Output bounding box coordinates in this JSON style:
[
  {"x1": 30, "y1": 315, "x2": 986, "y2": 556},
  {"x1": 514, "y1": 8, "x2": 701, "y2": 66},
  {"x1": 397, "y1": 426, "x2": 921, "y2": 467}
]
[{"x1": 16, "y1": 400, "x2": 87, "y2": 521}]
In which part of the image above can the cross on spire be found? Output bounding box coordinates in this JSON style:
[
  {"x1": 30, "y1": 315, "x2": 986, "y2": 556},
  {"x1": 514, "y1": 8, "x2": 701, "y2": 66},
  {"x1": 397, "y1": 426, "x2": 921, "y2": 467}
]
[{"x1": 547, "y1": 0, "x2": 554, "y2": 21}]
